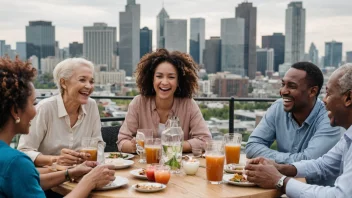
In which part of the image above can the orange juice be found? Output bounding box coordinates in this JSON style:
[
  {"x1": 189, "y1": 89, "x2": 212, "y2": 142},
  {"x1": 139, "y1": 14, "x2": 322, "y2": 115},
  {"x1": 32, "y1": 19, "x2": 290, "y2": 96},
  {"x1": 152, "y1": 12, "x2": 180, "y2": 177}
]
[
  {"x1": 206, "y1": 155, "x2": 225, "y2": 182},
  {"x1": 145, "y1": 145, "x2": 160, "y2": 164},
  {"x1": 155, "y1": 170, "x2": 171, "y2": 184},
  {"x1": 137, "y1": 140, "x2": 145, "y2": 148},
  {"x1": 81, "y1": 147, "x2": 97, "y2": 161},
  {"x1": 225, "y1": 144, "x2": 241, "y2": 164}
]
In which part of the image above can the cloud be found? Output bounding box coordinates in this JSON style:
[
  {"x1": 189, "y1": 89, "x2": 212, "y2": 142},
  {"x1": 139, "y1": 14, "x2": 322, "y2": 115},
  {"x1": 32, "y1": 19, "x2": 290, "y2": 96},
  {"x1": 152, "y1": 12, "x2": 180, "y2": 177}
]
[{"x1": 0, "y1": 0, "x2": 351, "y2": 56}]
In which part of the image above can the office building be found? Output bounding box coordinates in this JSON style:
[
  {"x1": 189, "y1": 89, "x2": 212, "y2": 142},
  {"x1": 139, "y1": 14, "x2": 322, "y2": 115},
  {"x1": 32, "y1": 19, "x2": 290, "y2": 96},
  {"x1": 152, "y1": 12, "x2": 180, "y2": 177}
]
[
  {"x1": 203, "y1": 37, "x2": 221, "y2": 74},
  {"x1": 156, "y1": 7, "x2": 170, "y2": 49},
  {"x1": 256, "y1": 48, "x2": 274, "y2": 76},
  {"x1": 26, "y1": 21, "x2": 55, "y2": 72},
  {"x1": 164, "y1": 19, "x2": 187, "y2": 53},
  {"x1": 235, "y1": 2, "x2": 257, "y2": 79},
  {"x1": 324, "y1": 40, "x2": 342, "y2": 67},
  {"x1": 346, "y1": 51, "x2": 352, "y2": 63},
  {"x1": 69, "y1": 42, "x2": 83, "y2": 57},
  {"x1": 308, "y1": 42, "x2": 319, "y2": 66},
  {"x1": 83, "y1": 23, "x2": 116, "y2": 71},
  {"x1": 262, "y1": 33, "x2": 285, "y2": 72},
  {"x1": 140, "y1": 27, "x2": 152, "y2": 58},
  {"x1": 285, "y1": 2, "x2": 306, "y2": 64},
  {"x1": 221, "y1": 18, "x2": 245, "y2": 76},
  {"x1": 190, "y1": 18, "x2": 205, "y2": 64},
  {"x1": 119, "y1": 0, "x2": 140, "y2": 76},
  {"x1": 16, "y1": 42, "x2": 27, "y2": 61}
]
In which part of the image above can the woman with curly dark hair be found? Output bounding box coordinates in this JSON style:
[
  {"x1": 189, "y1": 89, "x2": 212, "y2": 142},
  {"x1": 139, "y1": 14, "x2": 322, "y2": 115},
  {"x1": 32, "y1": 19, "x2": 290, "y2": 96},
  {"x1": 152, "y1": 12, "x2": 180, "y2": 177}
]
[
  {"x1": 0, "y1": 57, "x2": 115, "y2": 197},
  {"x1": 117, "y1": 49, "x2": 211, "y2": 153}
]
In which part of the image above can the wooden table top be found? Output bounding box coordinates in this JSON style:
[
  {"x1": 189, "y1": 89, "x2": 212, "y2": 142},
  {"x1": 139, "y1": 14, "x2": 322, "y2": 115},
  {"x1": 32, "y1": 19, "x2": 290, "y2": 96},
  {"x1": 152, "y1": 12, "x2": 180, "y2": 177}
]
[{"x1": 51, "y1": 154, "x2": 287, "y2": 198}]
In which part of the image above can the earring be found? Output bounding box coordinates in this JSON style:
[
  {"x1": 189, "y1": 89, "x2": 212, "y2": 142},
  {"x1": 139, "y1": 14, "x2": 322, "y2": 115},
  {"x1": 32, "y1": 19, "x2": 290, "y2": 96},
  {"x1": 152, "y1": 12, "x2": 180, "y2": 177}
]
[{"x1": 15, "y1": 117, "x2": 20, "y2": 124}]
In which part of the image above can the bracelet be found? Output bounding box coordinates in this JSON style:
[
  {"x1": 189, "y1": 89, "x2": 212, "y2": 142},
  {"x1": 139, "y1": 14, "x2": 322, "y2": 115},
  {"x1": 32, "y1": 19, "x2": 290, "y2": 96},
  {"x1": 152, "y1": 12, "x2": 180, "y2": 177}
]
[{"x1": 65, "y1": 168, "x2": 73, "y2": 182}]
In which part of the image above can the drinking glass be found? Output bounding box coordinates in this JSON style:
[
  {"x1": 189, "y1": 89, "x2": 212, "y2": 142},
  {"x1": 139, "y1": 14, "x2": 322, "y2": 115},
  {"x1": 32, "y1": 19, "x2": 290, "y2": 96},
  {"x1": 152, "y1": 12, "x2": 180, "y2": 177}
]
[
  {"x1": 146, "y1": 163, "x2": 159, "y2": 182},
  {"x1": 224, "y1": 133, "x2": 242, "y2": 164},
  {"x1": 145, "y1": 138, "x2": 161, "y2": 164},
  {"x1": 136, "y1": 129, "x2": 153, "y2": 164},
  {"x1": 81, "y1": 137, "x2": 99, "y2": 161},
  {"x1": 154, "y1": 165, "x2": 171, "y2": 184},
  {"x1": 205, "y1": 140, "x2": 225, "y2": 184}
]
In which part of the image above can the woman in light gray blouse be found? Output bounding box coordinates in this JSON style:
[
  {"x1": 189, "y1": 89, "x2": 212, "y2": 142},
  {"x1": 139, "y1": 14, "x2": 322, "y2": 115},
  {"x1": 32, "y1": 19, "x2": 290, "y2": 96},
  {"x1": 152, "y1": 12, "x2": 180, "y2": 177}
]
[{"x1": 18, "y1": 58, "x2": 104, "y2": 167}]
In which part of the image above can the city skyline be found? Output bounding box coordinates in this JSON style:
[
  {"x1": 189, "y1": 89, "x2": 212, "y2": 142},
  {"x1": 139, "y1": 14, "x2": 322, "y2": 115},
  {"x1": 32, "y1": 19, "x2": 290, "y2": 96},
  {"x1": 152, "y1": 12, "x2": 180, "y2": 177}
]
[{"x1": 1, "y1": 0, "x2": 352, "y2": 56}]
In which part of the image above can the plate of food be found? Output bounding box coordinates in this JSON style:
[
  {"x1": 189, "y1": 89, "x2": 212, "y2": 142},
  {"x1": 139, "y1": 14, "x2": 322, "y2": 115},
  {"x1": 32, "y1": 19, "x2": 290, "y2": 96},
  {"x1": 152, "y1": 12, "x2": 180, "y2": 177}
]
[
  {"x1": 104, "y1": 158, "x2": 134, "y2": 169},
  {"x1": 223, "y1": 173, "x2": 256, "y2": 187},
  {"x1": 130, "y1": 168, "x2": 148, "y2": 179},
  {"x1": 105, "y1": 152, "x2": 134, "y2": 160},
  {"x1": 95, "y1": 176, "x2": 129, "y2": 191},
  {"x1": 224, "y1": 163, "x2": 245, "y2": 174},
  {"x1": 132, "y1": 182, "x2": 166, "y2": 193}
]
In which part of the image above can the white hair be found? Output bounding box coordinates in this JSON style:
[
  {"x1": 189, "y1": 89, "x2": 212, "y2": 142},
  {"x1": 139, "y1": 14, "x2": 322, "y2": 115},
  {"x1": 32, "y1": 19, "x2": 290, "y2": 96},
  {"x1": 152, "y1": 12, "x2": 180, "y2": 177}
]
[
  {"x1": 335, "y1": 63, "x2": 352, "y2": 93},
  {"x1": 53, "y1": 58, "x2": 94, "y2": 93}
]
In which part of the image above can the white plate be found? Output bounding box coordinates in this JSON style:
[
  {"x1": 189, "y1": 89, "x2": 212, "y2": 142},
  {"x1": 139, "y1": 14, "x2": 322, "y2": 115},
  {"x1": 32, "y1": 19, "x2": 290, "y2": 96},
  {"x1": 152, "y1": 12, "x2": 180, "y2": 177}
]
[
  {"x1": 132, "y1": 182, "x2": 166, "y2": 193},
  {"x1": 223, "y1": 174, "x2": 256, "y2": 187},
  {"x1": 105, "y1": 152, "x2": 134, "y2": 160},
  {"x1": 224, "y1": 163, "x2": 245, "y2": 174},
  {"x1": 105, "y1": 159, "x2": 134, "y2": 169},
  {"x1": 96, "y1": 176, "x2": 129, "y2": 190},
  {"x1": 130, "y1": 169, "x2": 148, "y2": 180}
]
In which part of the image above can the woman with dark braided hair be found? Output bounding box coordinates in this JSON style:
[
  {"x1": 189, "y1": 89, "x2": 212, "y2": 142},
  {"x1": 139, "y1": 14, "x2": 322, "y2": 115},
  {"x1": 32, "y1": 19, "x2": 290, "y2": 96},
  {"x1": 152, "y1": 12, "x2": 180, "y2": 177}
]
[
  {"x1": 0, "y1": 57, "x2": 115, "y2": 198},
  {"x1": 117, "y1": 49, "x2": 211, "y2": 153}
]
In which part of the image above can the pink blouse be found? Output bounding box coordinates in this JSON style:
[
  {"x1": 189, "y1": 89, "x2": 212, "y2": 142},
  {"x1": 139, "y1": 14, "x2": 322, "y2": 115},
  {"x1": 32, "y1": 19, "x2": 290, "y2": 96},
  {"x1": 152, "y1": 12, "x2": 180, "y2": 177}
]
[{"x1": 117, "y1": 95, "x2": 212, "y2": 151}]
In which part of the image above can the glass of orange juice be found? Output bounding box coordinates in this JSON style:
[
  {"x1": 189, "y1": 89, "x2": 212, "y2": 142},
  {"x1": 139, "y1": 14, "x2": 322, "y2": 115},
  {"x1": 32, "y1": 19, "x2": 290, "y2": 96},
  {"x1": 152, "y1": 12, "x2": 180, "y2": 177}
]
[
  {"x1": 224, "y1": 133, "x2": 242, "y2": 164},
  {"x1": 154, "y1": 165, "x2": 171, "y2": 184},
  {"x1": 145, "y1": 138, "x2": 161, "y2": 164},
  {"x1": 136, "y1": 129, "x2": 153, "y2": 164},
  {"x1": 81, "y1": 137, "x2": 99, "y2": 161},
  {"x1": 205, "y1": 140, "x2": 225, "y2": 184}
]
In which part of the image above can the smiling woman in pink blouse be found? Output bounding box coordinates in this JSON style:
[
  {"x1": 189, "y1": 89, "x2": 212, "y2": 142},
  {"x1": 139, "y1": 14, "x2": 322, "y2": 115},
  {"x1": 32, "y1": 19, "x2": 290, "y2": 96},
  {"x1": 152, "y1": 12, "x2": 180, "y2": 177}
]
[
  {"x1": 18, "y1": 58, "x2": 104, "y2": 167},
  {"x1": 117, "y1": 49, "x2": 212, "y2": 153}
]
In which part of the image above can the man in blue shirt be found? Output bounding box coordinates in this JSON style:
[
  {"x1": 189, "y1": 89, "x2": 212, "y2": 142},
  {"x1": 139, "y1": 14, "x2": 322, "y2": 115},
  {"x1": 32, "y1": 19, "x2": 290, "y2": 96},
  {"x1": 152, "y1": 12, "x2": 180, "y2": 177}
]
[
  {"x1": 245, "y1": 63, "x2": 352, "y2": 197},
  {"x1": 246, "y1": 62, "x2": 342, "y2": 185}
]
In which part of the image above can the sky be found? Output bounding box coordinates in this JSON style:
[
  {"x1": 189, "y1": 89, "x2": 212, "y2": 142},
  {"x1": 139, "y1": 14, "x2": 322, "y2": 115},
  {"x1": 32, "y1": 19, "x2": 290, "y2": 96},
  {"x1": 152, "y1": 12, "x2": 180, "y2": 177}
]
[{"x1": 1, "y1": 0, "x2": 352, "y2": 57}]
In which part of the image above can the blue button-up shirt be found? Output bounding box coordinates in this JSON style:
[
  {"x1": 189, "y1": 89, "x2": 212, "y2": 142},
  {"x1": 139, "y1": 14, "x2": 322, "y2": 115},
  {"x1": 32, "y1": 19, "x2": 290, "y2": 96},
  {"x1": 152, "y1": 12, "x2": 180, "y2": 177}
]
[
  {"x1": 246, "y1": 99, "x2": 342, "y2": 185},
  {"x1": 287, "y1": 125, "x2": 352, "y2": 197}
]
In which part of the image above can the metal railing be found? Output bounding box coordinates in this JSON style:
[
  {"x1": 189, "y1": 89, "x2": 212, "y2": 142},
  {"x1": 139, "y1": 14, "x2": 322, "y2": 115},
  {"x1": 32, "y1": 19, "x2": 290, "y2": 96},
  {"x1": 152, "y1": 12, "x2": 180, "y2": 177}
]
[{"x1": 81, "y1": 96, "x2": 276, "y2": 134}]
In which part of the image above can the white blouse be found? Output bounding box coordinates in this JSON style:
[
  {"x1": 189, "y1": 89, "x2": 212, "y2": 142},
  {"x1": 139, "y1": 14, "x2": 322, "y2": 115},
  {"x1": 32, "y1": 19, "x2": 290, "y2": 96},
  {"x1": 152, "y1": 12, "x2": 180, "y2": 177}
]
[{"x1": 17, "y1": 94, "x2": 104, "y2": 162}]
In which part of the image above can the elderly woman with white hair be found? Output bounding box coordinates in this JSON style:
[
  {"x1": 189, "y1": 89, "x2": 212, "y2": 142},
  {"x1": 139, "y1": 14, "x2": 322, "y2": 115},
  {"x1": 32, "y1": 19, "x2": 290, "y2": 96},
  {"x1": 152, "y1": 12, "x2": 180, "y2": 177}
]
[{"x1": 18, "y1": 58, "x2": 104, "y2": 167}]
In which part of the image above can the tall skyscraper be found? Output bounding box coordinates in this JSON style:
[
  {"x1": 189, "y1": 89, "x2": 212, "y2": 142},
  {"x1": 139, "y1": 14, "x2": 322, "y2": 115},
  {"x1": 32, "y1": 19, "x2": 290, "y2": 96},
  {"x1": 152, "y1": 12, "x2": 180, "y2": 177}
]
[
  {"x1": 221, "y1": 18, "x2": 245, "y2": 76},
  {"x1": 26, "y1": 21, "x2": 55, "y2": 72},
  {"x1": 16, "y1": 42, "x2": 27, "y2": 61},
  {"x1": 190, "y1": 18, "x2": 205, "y2": 64},
  {"x1": 285, "y1": 2, "x2": 306, "y2": 64},
  {"x1": 308, "y1": 43, "x2": 319, "y2": 66},
  {"x1": 256, "y1": 48, "x2": 274, "y2": 76},
  {"x1": 164, "y1": 19, "x2": 187, "y2": 53},
  {"x1": 156, "y1": 7, "x2": 169, "y2": 49},
  {"x1": 69, "y1": 42, "x2": 83, "y2": 58},
  {"x1": 262, "y1": 33, "x2": 285, "y2": 72},
  {"x1": 203, "y1": 37, "x2": 221, "y2": 74},
  {"x1": 119, "y1": 0, "x2": 140, "y2": 76},
  {"x1": 346, "y1": 51, "x2": 352, "y2": 63},
  {"x1": 324, "y1": 40, "x2": 342, "y2": 67},
  {"x1": 235, "y1": 2, "x2": 257, "y2": 79},
  {"x1": 140, "y1": 27, "x2": 152, "y2": 58},
  {"x1": 83, "y1": 23, "x2": 116, "y2": 71},
  {"x1": 0, "y1": 40, "x2": 6, "y2": 56}
]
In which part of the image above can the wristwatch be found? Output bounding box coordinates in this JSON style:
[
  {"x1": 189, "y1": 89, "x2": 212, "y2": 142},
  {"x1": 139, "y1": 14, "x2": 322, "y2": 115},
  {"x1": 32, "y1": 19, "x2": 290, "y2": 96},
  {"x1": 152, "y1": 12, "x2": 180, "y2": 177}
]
[{"x1": 276, "y1": 175, "x2": 287, "y2": 190}]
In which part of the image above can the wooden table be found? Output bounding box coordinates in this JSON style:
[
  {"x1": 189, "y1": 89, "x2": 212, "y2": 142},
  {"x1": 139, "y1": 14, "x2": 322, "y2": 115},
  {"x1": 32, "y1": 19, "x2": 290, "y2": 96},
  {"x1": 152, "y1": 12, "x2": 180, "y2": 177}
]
[{"x1": 52, "y1": 154, "x2": 285, "y2": 198}]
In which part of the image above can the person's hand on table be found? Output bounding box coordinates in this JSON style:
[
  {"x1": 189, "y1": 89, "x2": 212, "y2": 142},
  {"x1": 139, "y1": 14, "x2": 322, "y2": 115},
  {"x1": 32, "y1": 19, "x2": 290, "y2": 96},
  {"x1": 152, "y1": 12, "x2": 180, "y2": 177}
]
[
  {"x1": 68, "y1": 161, "x2": 97, "y2": 181},
  {"x1": 80, "y1": 164, "x2": 116, "y2": 189},
  {"x1": 245, "y1": 162, "x2": 283, "y2": 189},
  {"x1": 56, "y1": 148, "x2": 91, "y2": 166}
]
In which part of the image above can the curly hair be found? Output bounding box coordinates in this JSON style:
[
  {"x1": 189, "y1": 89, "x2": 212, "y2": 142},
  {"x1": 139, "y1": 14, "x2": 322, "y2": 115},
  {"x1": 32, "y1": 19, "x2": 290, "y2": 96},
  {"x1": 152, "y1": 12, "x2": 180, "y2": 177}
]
[
  {"x1": 135, "y1": 49, "x2": 199, "y2": 98},
  {"x1": 291, "y1": 62, "x2": 323, "y2": 97},
  {"x1": 0, "y1": 57, "x2": 37, "y2": 129}
]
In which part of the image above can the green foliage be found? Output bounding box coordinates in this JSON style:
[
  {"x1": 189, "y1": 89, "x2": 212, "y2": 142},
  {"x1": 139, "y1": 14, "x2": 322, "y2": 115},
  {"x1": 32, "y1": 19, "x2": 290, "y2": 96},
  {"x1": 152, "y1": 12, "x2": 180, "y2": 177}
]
[
  {"x1": 126, "y1": 90, "x2": 139, "y2": 96},
  {"x1": 201, "y1": 105, "x2": 229, "y2": 120},
  {"x1": 270, "y1": 141, "x2": 278, "y2": 150},
  {"x1": 113, "y1": 99, "x2": 132, "y2": 106},
  {"x1": 98, "y1": 104, "x2": 106, "y2": 117},
  {"x1": 34, "y1": 73, "x2": 56, "y2": 89},
  {"x1": 234, "y1": 102, "x2": 271, "y2": 111}
]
